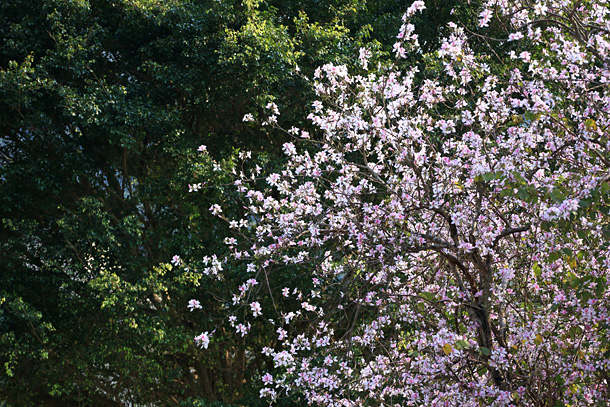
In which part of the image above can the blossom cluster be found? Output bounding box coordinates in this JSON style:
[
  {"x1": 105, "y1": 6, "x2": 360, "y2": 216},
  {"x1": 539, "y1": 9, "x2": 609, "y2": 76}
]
[{"x1": 187, "y1": 1, "x2": 610, "y2": 405}]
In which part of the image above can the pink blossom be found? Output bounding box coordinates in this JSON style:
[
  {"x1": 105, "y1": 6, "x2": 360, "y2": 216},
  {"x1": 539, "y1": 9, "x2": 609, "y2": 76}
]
[
  {"x1": 194, "y1": 331, "x2": 210, "y2": 349},
  {"x1": 209, "y1": 204, "x2": 222, "y2": 216},
  {"x1": 187, "y1": 299, "x2": 202, "y2": 311},
  {"x1": 250, "y1": 302, "x2": 262, "y2": 317},
  {"x1": 235, "y1": 323, "x2": 250, "y2": 337},
  {"x1": 262, "y1": 373, "x2": 273, "y2": 384},
  {"x1": 479, "y1": 9, "x2": 492, "y2": 27}
]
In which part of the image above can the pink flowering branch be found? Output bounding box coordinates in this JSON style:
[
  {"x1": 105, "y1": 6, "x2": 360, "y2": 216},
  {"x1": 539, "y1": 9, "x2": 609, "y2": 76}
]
[{"x1": 186, "y1": 0, "x2": 610, "y2": 404}]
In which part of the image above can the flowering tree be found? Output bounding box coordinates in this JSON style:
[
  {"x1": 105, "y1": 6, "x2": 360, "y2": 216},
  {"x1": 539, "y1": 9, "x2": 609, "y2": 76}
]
[{"x1": 189, "y1": 0, "x2": 610, "y2": 405}]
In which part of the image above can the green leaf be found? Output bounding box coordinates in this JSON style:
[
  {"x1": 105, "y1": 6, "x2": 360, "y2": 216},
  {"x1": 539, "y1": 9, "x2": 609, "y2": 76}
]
[
  {"x1": 567, "y1": 272, "x2": 580, "y2": 289},
  {"x1": 550, "y1": 190, "x2": 566, "y2": 203},
  {"x1": 482, "y1": 172, "x2": 495, "y2": 182},
  {"x1": 533, "y1": 263, "x2": 542, "y2": 278},
  {"x1": 584, "y1": 118, "x2": 597, "y2": 131},
  {"x1": 595, "y1": 278, "x2": 606, "y2": 298},
  {"x1": 500, "y1": 188, "x2": 513, "y2": 198},
  {"x1": 523, "y1": 111, "x2": 537, "y2": 122},
  {"x1": 517, "y1": 188, "x2": 530, "y2": 200},
  {"x1": 567, "y1": 326, "x2": 583, "y2": 339},
  {"x1": 548, "y1": 252, "x2": 560, "y2": 262}
]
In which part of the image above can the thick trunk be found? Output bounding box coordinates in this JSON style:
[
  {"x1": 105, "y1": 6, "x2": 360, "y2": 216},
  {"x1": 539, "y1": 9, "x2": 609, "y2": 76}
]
[
  {"x1": 195, "y1": 359, "x2": 216, "y2": 399},
  {"x1": 469, "y1": 250, "x2": 510, "y2": 390},
  {"x1": 234, "y1": 338, "x2": 246, "y2": 391}
]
